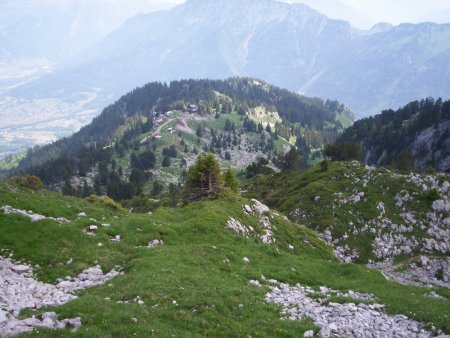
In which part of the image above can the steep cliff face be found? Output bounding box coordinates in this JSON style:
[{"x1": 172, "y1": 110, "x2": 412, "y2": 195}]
[
  {"x1": 362, "y1": 119, "x2": 450, "y2": 171},
  {"x1": 408, "y1": 119, "x2": 450, "y2": 171},
  {"x1": 341, "y1": 98, "x2": 450, "y2": 172}
]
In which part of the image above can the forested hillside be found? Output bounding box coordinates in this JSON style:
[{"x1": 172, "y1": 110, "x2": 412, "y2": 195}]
[
  {"x1": 8, "y1": 78, "x2": 352, "y2": 200},
  {"x1": 339, "y1": 98, "x2": 450, "y2": 172}
]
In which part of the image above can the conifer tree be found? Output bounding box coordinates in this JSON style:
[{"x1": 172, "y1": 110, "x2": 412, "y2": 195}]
[
  {"x1": 185, "y1": 153, "x2": 223, "y2": 200},
  {"x1": 224, "y1": 168, "x2": 239, "y2": 193}
]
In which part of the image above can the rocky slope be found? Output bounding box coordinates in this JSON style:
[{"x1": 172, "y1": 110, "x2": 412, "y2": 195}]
[
  {"x1": 1, "y1": 178, "x2": 449, "y2": 336},
  {"x1": 245, "y1": 161, "x2": 450, "y2": 290}
]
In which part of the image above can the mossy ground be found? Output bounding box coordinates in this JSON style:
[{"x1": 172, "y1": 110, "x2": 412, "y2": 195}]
[{"x1": 0, "y1": 180, "x2": 449, "y2": 337}]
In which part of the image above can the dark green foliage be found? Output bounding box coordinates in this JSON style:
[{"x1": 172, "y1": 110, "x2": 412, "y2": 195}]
[
  {"x1": 98, "y1": 161, "x2": 110, "y2": 185},
  {"x1": 246, "y1": 157, "x2": 275, "y2": 178},
  {"x1": 62, "y1": 179, "x2": 73, "y2": 196},
  {"x1": 81, "y1": 180, "x2": 93, "y2": 198},
  {"x1": 425, "y1": 167, "x2": 437, "y2": 175},
  {"x1": 129, "y1": 168, "x2": 146, "y2": 185},
  {"x1": 196, "y1": 125, "x2": 204, "y2": 138},
  {"x1": 224, "y1": 119, "x2": 235, "y2": 132},
  {"x1": 257, "y1": 123, "x2": 264, "y2": 133},
  {"x1": 93, "y1": 175, "x2": 102, "y2": 195},
  {"x1": 325, "y1": 142, "x2": 363, "y2": 161},
  {"x1": 320, "y1": 160, "x2": 329, "y2": 172},
  {"x1": 421, "y1": 189, "x2": 441, "y2": 203},
  {"x1": 224, "y1": 168, "x2": 239, "y2": 193},
  {"x1": 282, "y1": 146, "x2": 301, "y2": 172},
  {"x1": 153, "y1": 180, "x2": 164, "y2": 195},
  {"x1": 138, "y1": 150, "x2": 157, "y2": 169},
  {"x1": 122, "y1": 193, "x2": 158, "y2": 212},
  {"x1": 162, "y1": 145, "x2": 177, "y2": 158},
  {"x1": 131, "y1": 151, "x2": 156, "y2": 170},
  {"x1": 107, "y1": 181, "x2": 136, "y2": 201},
  {"x1": 162, "y1": 156, "x2": 171, "y2": 167},
  {"x1": 391, "y1": 152, "x2": 415, "y2": 172},
  {"x1": 243, "y1": 117, "x2": 257, "y2": 132},
  {"x1": 185, "y1": 153, "x2": 223, "y2": 200}
]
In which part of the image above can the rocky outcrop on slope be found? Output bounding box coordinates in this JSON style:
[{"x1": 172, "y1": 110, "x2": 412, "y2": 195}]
[
  {"x1": 0, "y1": 257, "x2": 121, "y2": 336},
  {"x1": 1, "y1": 205, "x2": 70, "y2": 224},
  {"x1": 257, "y1": 277, "x2": 442, "y2": 338},
  {"x1": 225, "y1": 199, "x2": 276, "y2": 244},
  {"x1": 286, "y1": 162, "x2": 450, "y2": 288}
]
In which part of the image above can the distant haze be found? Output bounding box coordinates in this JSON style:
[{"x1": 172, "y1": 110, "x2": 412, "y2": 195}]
[
  {"x1": 7, "y1": 0, "x2": 450, "y2": 30},
  {"x1": 286, "y1": 0, "x2": 450, "y2": 29},
  {"x1": 142, "y1": 0, "x2": 450, "y2": 29}
]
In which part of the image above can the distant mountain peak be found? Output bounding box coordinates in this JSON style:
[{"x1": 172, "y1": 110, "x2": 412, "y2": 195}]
[{"x1": 369, "y1": 22, "x2": 394, "y2": 34}]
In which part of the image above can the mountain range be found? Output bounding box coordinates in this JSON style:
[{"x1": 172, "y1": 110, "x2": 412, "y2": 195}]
[
  {"x1": 1, "y1": 0, "x2": 450, "y2": 159},
  {"x1": 14, "y1": 0, "x2": 450, "y2": 115}
]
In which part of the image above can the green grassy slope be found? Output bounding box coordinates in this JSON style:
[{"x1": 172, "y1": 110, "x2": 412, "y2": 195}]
[{"x1": 0, "y1": 180, "x2": 449, "y2": 336}]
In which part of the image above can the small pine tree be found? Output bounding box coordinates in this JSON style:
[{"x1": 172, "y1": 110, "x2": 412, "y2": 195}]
[
  {"x1": 162, "y1": 156, "x2": 171, "y2": 167},
  {"x1": 62, "y1": 179, "x2": 73, "y2": 195},
  {"x1": 224, "y1": 168, "x2": 239, "y2": 193},
  {"x1": 93, "y1": 175, "x2": 102, "y2": 195},
  {"x1": 185, "y1": 153, "x2": 223, "y2": 200},
  {"x1": 196, "y1": 126, "x2": 203, "y2": 138},
  {"x1": 82, "y1": 180, "x2": 93, "y2": 198},
  {"x1": 282, "y1": 146, "x2": 301, "y2": 172}
]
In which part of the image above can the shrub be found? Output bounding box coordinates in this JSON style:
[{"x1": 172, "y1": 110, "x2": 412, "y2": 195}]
[
  {"x1": 162, "y1": 156, "x2": 171, "y2": 167},
  {"x1": 391, "y1": 152, "x2": 415, "y2": 172},
  {"x1": 320, "y1": 160, "x2": 328, "y2": 171},
  {"x1": 324, "y1": 142, "x2": 363, "y2": 162},
  {"x1": 421, "y1": 189, "x2": 441, "y2": 203},
  {"x1": 86, "y1": 195, "x2": 125, "y2": 211},
  {"x1": 246, "y1": 157, "x2": 274, "y2": 178},
  {"x1": 14, "y1": 176, "x2": 43, "y2": 190},
  {"x1": 320, "y1": 160, "x2": 329, "y2": 172}
]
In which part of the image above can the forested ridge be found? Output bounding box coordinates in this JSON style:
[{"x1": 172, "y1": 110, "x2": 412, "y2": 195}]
[
  {"x1": 340, "y1": 98, "x2": 450, "y2": 171},
  {"x1": 5, "y1": 78, "x2": 352, "y2": 201}
]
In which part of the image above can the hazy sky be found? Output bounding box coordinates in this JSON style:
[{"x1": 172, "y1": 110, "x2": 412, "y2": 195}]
[
  {"x1": 148, "y1": 0, "x2": 450, "y2": 29},
  {"x1": 287, "y1": 0, "x2": 450, "y2": 28}
]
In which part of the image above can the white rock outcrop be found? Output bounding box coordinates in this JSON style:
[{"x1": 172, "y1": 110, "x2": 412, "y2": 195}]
[
  {"x1": 262, "y1": 278, "x2": 431, "y2": 338},
  {"x1": 0, "y1": 257, "x2": 121, "y2": 336},
  {"x1": 1, "y1": 205, "x2": 70, "y2": 224}
]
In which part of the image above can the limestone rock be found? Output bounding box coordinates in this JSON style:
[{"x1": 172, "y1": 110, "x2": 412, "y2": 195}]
[{"x1": 148, "y1": 239, "x2": 164, "y2": 248}]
